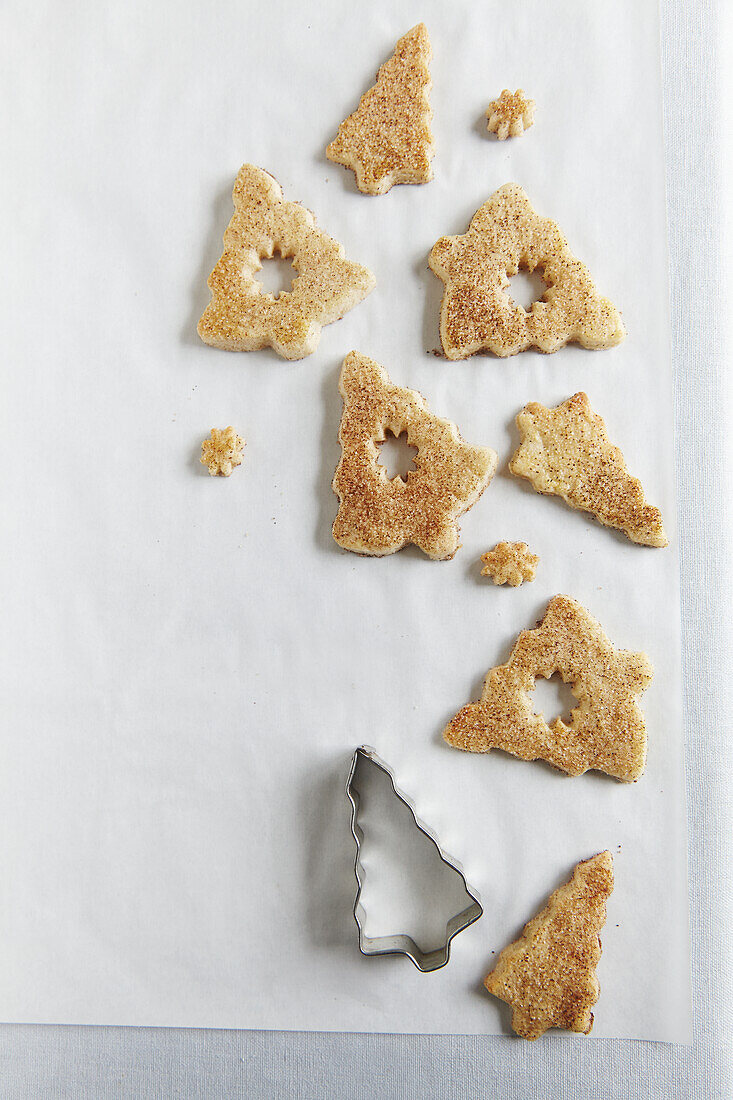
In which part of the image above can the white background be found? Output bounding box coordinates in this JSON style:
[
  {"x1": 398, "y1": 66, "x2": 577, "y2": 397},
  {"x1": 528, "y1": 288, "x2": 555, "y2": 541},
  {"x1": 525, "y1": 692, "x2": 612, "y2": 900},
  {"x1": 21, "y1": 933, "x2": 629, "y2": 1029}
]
[
  {"x1": 0, "y1": 0, "x2": 689, "y2": 1041},
  {"x1": 0, "y1": 0, "x2": 726, "y2": 1082}
]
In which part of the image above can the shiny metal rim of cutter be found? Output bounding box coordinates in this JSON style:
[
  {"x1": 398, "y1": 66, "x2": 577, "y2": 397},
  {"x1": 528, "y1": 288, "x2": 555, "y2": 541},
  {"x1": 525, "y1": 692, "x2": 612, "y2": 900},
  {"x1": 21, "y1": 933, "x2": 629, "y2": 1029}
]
[{"x1": 345, "y1": 745, "x2": 483, "y2": 972}]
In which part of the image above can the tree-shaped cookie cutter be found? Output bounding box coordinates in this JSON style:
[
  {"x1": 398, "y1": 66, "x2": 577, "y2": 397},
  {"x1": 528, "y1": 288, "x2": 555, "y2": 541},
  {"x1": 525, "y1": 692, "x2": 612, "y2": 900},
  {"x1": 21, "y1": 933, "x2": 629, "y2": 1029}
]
[{"x1": 345, "y1": 745, "x2": 483, "y2": 972}]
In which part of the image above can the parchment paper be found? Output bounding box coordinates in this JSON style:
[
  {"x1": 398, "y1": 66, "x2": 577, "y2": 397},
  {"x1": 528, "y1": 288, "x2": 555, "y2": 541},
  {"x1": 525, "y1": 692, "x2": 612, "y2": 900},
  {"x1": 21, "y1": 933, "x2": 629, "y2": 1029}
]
[{"x1": 0, "y1": 0, "x2": 691, "y2": 1040}]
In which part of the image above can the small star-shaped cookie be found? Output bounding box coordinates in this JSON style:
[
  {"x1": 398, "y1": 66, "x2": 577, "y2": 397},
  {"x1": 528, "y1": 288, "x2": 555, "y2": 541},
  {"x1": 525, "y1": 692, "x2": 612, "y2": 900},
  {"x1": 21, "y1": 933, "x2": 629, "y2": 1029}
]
[
  {"x1": 200, "y1": 426, "x2": 245, "y2": 477},
  {"x1": 486, "y1": 89, "x2": 535, "y2": 140},
  {"x1": 481, "y1": 542, "x2": 538, "y2": 586},
  {"x1": 484, "y1": 88, "x2": 530, "y2": 139}
]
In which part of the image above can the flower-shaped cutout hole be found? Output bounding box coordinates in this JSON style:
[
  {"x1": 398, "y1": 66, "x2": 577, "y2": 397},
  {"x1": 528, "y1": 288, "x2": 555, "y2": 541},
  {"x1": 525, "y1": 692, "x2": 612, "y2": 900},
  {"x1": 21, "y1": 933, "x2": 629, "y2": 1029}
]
[
  {"x1": 506, "y1": 267, "x2": 548, "y2": 311},
  {"x1": 377, "y1": 430, "x2": 418, "y2": 482},
  {"x1": 255, "y1": 250, "x2": 298, "y2": 299},
  {"x1": 530, "y1": 672, "x2": 578, "y2": 728}
]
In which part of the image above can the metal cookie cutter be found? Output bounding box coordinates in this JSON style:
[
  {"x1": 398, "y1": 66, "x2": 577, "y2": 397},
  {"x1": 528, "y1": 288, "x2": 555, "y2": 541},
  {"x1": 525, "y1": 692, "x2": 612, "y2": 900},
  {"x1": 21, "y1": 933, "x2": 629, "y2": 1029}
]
[{"x1": 345, "y1": 745, "x2": 483, "y2": 972}]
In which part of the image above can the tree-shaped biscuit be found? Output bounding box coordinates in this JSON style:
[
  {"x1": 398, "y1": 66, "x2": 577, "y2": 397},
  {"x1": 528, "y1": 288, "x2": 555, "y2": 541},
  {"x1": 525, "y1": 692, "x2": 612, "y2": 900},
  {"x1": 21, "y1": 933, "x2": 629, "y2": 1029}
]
[
  {"x1": 428, "y1": 183, "x2": 625, "y2": 358},
  {"x1": 485, "y1": 851, "x2": 614, "y2": 1040},
  {"x1": 443, "y1": 595, "x2": 652, "y2": 782},
  {"x1": 510, "y1": 392, "x2": 668, "y2": 547},
  {"x1": 198, "y1": 165, "x2": 375, "y2": 359},
  {"x1": 332, "y1": 352, "x2": 497, "y2": 560},
  {"x1": 326, "y1": 24, "x2": 435, "y2": 195}
]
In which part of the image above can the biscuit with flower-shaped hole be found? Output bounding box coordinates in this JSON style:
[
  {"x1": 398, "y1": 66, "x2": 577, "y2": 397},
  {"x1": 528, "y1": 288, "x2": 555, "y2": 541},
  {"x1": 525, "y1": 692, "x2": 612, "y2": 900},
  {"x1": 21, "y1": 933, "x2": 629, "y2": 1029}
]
[
  {"x1": 485, "y1": 851, "x2": 614, "y2": 1040},
  {"x1": 198, "y1": 165, "x2": 375, "y2": 359},
  {"x1": 443, "y1": 595, "x2": 652, "y2": 781},
  {"x1": 326, "y1": 24, "x2": 434, "y2": 195},
  {"x1": 332, "y1": 352, "x2": 497, "y2": 560},
  {"x1": 510, "y1": 392, "x2": 667, "y2": 547},
  {"x1": 428, "y1": 183, "x2": 625, "y2": 359}
]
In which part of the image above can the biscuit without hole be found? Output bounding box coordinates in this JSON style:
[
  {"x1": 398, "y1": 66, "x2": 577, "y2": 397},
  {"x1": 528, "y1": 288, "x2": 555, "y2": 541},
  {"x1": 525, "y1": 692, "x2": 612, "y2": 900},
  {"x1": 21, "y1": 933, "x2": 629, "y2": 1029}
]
[
  {"x1": 485, "y1": 851, "x2": 614, "y2": 1040},
  {"x1": 332, "y1": 352, "x2": 497, "y2": 560},
  {"x1": 200, "y1": 426, "x2": 245, "y2": 477},
  {"x1": 198, "y1": 165, "x2": 375, "y2": 359},
  {"x1": 481, "y1": 541, "x2": 538, "y2": 586},
  {"x1": 509, "y1": 392, "x2": 668, "y2": 547},
  {"x1": 428, "y1": 183, "x2": 625, "y2": 359},
  {"x1": 486, "y1": 89, "x2": 535, "y2": 140},
  {"x1": 443, "y1": 595, "x2": 652, "y2": 781},
  {"x1": 326, "y1": 24, "x2": 434, "y2": 195}
]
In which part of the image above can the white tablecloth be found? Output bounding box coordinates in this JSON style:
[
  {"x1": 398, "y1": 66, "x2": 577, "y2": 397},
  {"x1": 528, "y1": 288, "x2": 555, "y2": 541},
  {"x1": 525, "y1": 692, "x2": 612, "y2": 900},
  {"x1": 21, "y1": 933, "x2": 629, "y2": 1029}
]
[{"x1": 0, "y1": 0, "x2": 729, "y2": 1094}]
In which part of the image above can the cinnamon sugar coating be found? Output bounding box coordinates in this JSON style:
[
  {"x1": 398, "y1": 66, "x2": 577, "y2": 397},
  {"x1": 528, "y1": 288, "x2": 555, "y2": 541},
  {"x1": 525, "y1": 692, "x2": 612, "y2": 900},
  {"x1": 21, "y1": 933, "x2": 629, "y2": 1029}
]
[
  {"x1": 332, "y1": 352, "x2": 497, "y2": 560},
  {"x1": 481, "y1": 541, "x2": 538, "y2": 586},
  {"x1": 200, "y1": 426, "x2": 245, "y2": 477},
  {"x1": 198, "y1": 165, "x2": 375, "y2": 359},
  {"x1": 510, "y1": 392, "x2": 668, "y2": 547},
  {"x1": 428, "y1": 183, "x2": 625, "y2": 359},
  {"x1": 443, "y1": 595, "x2": 652, "y2": 782},
  {"x1": 485, "y1": 852, "x2": 614, "y2": 1040},
  {"x1": 326, "y1": 24, "x2": 434, "y2": 195},
  {"x1": 486, "y1": 89, "x2": 535, "y2": 140}
]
